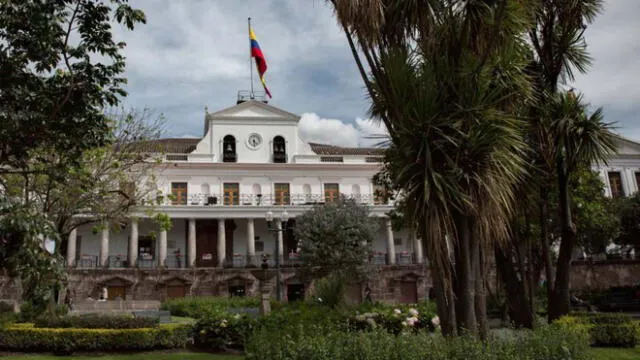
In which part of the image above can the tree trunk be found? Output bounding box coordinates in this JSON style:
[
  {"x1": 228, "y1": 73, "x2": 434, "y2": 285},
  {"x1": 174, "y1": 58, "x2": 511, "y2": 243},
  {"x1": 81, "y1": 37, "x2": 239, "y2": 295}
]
[
  {"x1": 495, "y1": 244, "x2": 534, "y2": 328},
  {"x1": 432, "y1": 271, "x2": 457, "y2": 336},
  {"x1": 455, "y1": 214, "x2": 477, "y2": 335},
  {"x1": 539, "y1": 187, "x2": 554, "y2": 305},
  {"x1": 548, "y1": 158, "x2": 575, "y2": 321},
  {"x1": 474, "y1": 240, "x2": 488, "y2": 339}
]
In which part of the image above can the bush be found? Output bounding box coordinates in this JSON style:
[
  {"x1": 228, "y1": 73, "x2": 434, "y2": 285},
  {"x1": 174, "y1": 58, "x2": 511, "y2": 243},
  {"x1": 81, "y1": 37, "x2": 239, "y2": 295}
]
[
  {"x1": 310, "y1": 275, "x2": 346, "y2": 309},
  {"x1": 245, "y1": 323, "x2": 590, "y2": 360},
  {"x1": 556, "y1": 313, "x2": 638, "y2": 348},
  {"x1": 34, "y1": 313, "x2": 159, "y2": 329},
  {"x1": 0, "y1": 301, "x2": 14, "y2": 314},
  {"x1": 0, "y1": 323, "x2": 190, "y2": 355},
  {"x1": 18, "y1": 302, "x2": 68, "y2": 323},
  {"x1": 161, "y1": 296, "x2": 260, "y2": 318},
  {"x1": 193, "y1": 312, "x2": 257, "y2": 350}
]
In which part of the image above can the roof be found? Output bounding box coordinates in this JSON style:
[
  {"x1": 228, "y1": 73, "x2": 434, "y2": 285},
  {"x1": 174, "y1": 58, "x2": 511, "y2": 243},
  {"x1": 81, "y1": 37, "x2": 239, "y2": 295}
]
[
  {"x1": 308, "y1": 142, "x2": 383, "y2": 156},
  {"x1": 130, "y1": 138, "x2": 200, "y2": 154}
]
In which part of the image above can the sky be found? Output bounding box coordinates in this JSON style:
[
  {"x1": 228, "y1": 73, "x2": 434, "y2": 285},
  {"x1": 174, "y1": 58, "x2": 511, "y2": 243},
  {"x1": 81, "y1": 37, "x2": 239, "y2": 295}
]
[{"x1": 113, "y1": 0, "x2": 640, "y2": 147}]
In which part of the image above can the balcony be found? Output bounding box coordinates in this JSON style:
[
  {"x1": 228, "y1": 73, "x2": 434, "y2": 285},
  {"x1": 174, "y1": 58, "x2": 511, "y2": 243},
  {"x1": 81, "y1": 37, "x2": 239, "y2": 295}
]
[
  {"x1": 147, "y1": 193, "x2": 390, "y2": 207},
  {"x1": 77, "y1": 255, "x2": 99, "y2": 268},
  {"x1": 370, "y1": 252, "x2": 418, "y2": 266}
]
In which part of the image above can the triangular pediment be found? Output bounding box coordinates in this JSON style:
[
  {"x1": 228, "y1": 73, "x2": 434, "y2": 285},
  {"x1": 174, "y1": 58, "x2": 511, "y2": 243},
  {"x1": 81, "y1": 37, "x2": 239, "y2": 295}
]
[
  {"x1": 613, "y1": 134, "x2": 640, "y2": 156},
  {"x1": 207, "y1": 100, "x2": 299, "y2": 121}
]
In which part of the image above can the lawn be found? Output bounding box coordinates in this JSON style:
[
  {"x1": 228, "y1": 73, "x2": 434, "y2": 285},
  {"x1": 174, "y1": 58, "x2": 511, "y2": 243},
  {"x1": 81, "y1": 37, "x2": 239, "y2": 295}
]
[
  {"x1": 1, "y1": 352, "x2": 242, "y2": 360},
  {"x1": 589, "y1": 347, "x2": 640, "y2": 360}
]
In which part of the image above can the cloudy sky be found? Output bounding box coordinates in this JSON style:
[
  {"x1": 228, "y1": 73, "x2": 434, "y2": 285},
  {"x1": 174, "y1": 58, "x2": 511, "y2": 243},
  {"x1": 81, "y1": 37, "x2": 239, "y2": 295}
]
[{"x1": 113, "y1": 0, "x2": 640, "y2": 146}]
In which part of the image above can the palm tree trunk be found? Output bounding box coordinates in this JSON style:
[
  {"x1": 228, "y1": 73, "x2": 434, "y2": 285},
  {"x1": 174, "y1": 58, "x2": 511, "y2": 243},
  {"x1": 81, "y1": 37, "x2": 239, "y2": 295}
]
[
  {"x1": 474, "y1": 240, "x2": 488, "y2": 339},
  {"x1": 495, "y1": 244, "x2": 534, "y2": 328},
  {"x1": 549, "y1": 157, "x2": 575, "y2": 321},
  {"x1": 539, "y1": 186, "x2": 554, "y2": 304},
  {"x1": 432, "y1": 270, "x2": 458, "y2": 336},
  {"x1": 455, "y1": 214, "x2": 478, "y2": 335}
]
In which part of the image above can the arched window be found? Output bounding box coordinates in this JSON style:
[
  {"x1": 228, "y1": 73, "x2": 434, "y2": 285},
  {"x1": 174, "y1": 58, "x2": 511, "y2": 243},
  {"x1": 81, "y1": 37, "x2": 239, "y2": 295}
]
[
  {"x1": 273, "y1": 136, "x2": 286, "y2": 163},
  {"x1": 302, "y1": 184, "x2": 312, "y2": 203},
  {"x1": 223, "y1": 135, "x2": 236, "y2": 162}
]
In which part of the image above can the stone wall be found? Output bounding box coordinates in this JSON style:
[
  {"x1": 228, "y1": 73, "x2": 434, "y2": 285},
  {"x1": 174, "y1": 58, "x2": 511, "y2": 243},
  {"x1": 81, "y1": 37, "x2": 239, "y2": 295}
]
[{"x1": 570, "y1": 260, "x2": 640, "y2": 291}]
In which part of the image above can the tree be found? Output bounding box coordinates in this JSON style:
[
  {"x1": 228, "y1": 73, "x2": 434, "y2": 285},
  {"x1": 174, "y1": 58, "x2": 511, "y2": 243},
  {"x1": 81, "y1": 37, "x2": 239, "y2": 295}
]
[
  {"x1": 614, "y1": 193, "x2": 640, "y2": 254},
  {"x1": 295, "y1": 199, "x2": 377, "y2": 281},
  {"x1": 0, "y1": 0, "x2": 146, "y2": 173},
  {"x1": 1, "y1": 108, "x2": 165, "y2": 255},
  {"x1": 528, "y1": 0, "x2": 616, "y2": 321},
  {"x1": 329, "y1": 0, "x2": 532, "y2": 337}
]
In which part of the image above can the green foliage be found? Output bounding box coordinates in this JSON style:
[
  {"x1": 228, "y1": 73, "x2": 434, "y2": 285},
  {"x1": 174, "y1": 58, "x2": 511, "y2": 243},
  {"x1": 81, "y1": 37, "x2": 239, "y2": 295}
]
[
  {"x1": 18, "y1": 302, "x2": 68, "y2": 323},
  {"x1": 245, "y1": 323, "x2": 590, "y2": 360},
  {"x1": 347, "y1": 304, "x2": 439, "y2": 335},
  {"x1": 0, "y1": 0, "x2": 146, "y2": 169},
  {"x1": 295, "y1": 199, "x2": 376, "y2": 280},
  {"x1": 154, "y1": 213, "x2": 173, "y2": 231},
  {"x1": 0, "y1": 323, "x2": 189, "y2": 355},
  {"x1": 34, "y1": 314, "x2": 159, "y2": 329},
  {"x1": 310, "y1": 275, "x2": 346, "y2": 309},
  {"x1": 161, "y1": 296, "x2": 261, "y2": 318},
  {"x1": 556, "y1": 313, "x2": 638, "y2": 348},
  {"x1": 193, "y1": 312, "x2": 257, "y2": 351},
  {"x1": 614, "y1": 192, "x2": 640, "y2": 251}
]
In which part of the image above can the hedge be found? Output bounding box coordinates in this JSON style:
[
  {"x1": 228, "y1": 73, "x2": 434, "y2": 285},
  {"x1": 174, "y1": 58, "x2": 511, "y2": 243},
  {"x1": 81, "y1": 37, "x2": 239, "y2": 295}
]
[
  {"x1": 556, "y1": 313, "x2": 639, "y2": 348},
  {"x1": 34, "y1": 313, "x2": 159, "y2": 329},
  {"x1": 0, "y1": 323, "x2": 190, "y2": 355}
]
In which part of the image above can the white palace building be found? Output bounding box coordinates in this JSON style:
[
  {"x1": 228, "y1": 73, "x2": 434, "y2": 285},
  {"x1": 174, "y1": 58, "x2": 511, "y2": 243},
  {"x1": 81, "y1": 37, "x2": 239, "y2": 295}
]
[{"x1": 52, "y1": 94, "x2": 427, "y2": 304}]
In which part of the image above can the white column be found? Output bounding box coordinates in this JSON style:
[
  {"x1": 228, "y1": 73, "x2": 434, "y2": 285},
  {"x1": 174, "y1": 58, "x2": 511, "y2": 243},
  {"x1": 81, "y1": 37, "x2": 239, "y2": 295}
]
[
  {"x1": 385, "y1": 218, "x2": 396, "y2": 265},
  {"x1": 217, "y1": 219, "x2": 226, "y2": 267},
  {"x1": 246, "y1": 219, "x2": 255, "y2": 259},
  {"x1": 276, "y1": 220, "x2": 284, "y2": 258},
  {"x1": 66, "y1": 228, "x2": 77, "y2": 267},
  {"x1": 413, "y1": 229, "x2": 424, "y2": 264},
  {"x1": 159, "y1": 229, "x2": 167, "y2": 267},
  {"x1": 188, "y1": 219, "x2": 196, "y2": 268},
  {"x1": 100, "y1": 227, "x2": 109, "y2": 267},
  {"x1": 129, "y1": 219, "x2": 138, "y2": 267}
]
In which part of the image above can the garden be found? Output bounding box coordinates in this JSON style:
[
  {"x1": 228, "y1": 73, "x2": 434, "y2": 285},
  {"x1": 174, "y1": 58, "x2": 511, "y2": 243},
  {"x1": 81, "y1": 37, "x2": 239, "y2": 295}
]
[{"x1": 2, "y1": 295, "x2": 639, "y2": 360}]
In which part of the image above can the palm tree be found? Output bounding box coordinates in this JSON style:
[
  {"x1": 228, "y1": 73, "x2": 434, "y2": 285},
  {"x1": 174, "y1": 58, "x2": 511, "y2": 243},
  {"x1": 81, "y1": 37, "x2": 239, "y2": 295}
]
[
  {"x1": 328, "y1": 0, "x2": 533, "y2": 336},
  {"x1": 528, "y1": 0, "x2": 615, "y2": 321}
]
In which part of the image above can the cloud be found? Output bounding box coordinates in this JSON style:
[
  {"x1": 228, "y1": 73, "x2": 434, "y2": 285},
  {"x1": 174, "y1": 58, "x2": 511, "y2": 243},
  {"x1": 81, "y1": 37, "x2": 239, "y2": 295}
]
[
  {"x1": 297, "y1": 113, "x2": 388, "y2": 148},
  {"x1": 109, "y1": 1, "x2": 640, "y2": 143}
]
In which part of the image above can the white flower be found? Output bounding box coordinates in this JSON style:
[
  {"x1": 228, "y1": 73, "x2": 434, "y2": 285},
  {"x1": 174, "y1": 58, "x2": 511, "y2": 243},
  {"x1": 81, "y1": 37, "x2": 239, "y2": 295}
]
[
  {"x1": 408, "y1": 308, "x2": 419, "y2": 317},
  {"x1": 317, "y1": 297, "x2": 323, "y2": 302},
  {"x1": 431, "y1": 316, "x2": 440, "y2": 326},
  {"x1": 365, "y1": 318, "x2": 377, "y2": 328},
  {"x1": 393, "y1": 309, "x2": 402, "y2": 315},
  {"x1": 406, "y1": 316, "x2": 419, "y2": 326},
  {"x1": 401, "y1": 320, "x2": 408, "y2": 327},
  {"x1": 220, "y1": 319, "x2": 228, "y2": 328}
]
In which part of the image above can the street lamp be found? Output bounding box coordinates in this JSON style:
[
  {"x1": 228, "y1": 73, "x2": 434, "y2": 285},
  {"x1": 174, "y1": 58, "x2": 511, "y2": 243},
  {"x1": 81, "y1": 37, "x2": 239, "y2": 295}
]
[{"x1": 266, "y1": 209, "x2": 289, "y2": 301}]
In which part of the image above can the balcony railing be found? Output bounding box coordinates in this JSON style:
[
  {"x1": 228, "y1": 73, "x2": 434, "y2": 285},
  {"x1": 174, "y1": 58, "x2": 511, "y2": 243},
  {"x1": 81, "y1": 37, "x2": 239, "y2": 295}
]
[
  {"x1": 146, "y1": 193, "x2": 390, "y2": 207},
  {"x1": 108, "y1": 255, "x2": 128, "y2": 269},
  {"x1": 165, "y1": 255, "x2": 185, "y2": 269},
  {"x1": 370, "y1": 252, "x2": 418, "y2": 266},
  {"x1": 77, "y1": 255, "x2": 98, "y2": 268}
]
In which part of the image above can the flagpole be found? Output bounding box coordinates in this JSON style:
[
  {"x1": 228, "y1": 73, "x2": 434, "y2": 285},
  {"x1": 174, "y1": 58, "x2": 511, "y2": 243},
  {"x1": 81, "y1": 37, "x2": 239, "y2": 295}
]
[{"x1": 248, "y1": 17, "x2": 254, "y2": 99}]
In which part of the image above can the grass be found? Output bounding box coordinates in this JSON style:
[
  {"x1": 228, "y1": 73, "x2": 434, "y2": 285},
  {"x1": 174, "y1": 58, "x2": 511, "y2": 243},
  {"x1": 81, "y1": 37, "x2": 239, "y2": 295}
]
[
  {"x1": 589, "y1": 347, "x2": 640, "y2": 360},
  {"x1": 170, "y1": 316, "x2": 195, "y2": 324},
  {"x1": 1, "y1": 352, "x2": 242, "y2": 360}
]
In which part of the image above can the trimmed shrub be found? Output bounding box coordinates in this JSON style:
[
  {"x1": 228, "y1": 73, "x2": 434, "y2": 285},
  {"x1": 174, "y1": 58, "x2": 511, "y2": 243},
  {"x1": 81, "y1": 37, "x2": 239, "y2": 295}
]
[
  {"x1": 556, "y1": 313, "x2": 638, "y2": 348},
  {"x1": 18, "y1": 302, "x2": 68, "y2": 323},
  {"x1": 34, "y1": 313, "x2": 159, "y2": 329},
  {"x1": 0, "y1": 323, "x2": 190, "y2": 355},
  {"x1": 193, "y1": 312, "x2": 258, "y2": 350},
  {"x1": 245, "y1": 323, "x2": 590, "y2": 360},
  {"x1": 161, "y1": 296, "x2": 260, "y2": 318}
]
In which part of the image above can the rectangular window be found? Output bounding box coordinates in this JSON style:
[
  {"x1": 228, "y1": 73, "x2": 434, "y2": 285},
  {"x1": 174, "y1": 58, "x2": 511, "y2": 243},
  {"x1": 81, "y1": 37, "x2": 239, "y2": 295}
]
[
  {"x1": 608, "y1": 172, "x2": 623, "y2": 198},
  {"x1": 373, "y1": 184, "x2": 387, "y2": 205},
  {"x1": 324, "y1": 183, "x2": 340, "y2": 203},
  {"x1": 365, "y1": 156, "x2": 382, "y2": 163},
  {"x1": 75, "y1": 235, "x2": 82, "y2": 261},
  {"x1": 139, "y1": 236, "x2": 155, "y2": 260},
  {"x1": 223, "y1": 183, "x2": 240, "y2": 205},
  {"x1": 635, "y1": 172, "x2": 640, "y2": 194},
  {"x1": 274, "y1": 183, "x2": 290, "y2": 205},
  {"x1": 255, "y1": 239, "x2": 264, "y2": 252},
  {"x1": 394, "y1": 237, "x2": 402, "y2": 246},
  {"x1": 171, "y1": 182, "x2": 188, "y2": 205},
  {"x1": 320, "y1": 156, "x2": 344, "y2": 163}
]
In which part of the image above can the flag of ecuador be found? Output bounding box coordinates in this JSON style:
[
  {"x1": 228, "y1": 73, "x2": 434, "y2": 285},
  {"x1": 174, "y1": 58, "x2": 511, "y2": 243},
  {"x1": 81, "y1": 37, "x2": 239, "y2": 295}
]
[{"x1": 249, "y1": 27, "x2": 272, "y2": 98}]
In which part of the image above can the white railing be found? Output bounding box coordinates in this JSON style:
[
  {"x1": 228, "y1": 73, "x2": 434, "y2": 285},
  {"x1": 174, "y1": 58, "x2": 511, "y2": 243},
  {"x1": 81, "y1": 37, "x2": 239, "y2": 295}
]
[{"x1": 143, "y1": 193, "x2": 391, "y2": 207}]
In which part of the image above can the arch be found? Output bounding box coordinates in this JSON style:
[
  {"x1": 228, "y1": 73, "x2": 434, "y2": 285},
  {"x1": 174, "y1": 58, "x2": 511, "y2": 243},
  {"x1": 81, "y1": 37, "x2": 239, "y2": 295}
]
[
  {"x1": 273, "y1": 135, "x2": 286, "y2": 163},
  {"x1": 223, "y1": 135, "x2": 236, "y2": 162}
]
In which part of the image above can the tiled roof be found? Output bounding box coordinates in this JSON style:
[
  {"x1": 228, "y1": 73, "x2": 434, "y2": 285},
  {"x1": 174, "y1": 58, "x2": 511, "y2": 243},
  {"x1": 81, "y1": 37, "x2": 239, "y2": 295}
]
[
  {"x1": 130, "y1": 138, "x2": 200, "y2": 154},
  {"x1": 308, "y1": 142, "x2": 383, "y2": 156}
]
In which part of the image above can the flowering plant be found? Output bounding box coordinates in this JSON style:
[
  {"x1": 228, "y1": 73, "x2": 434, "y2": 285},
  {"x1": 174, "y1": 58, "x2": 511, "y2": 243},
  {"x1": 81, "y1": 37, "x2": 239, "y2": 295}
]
[{"x1": 193, "y1": 311, "x2": 257, "y2": 350}]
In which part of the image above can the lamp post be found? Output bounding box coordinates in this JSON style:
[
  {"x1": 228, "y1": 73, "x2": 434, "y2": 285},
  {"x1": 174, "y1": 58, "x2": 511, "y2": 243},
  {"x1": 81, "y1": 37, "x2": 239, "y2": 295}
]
[{"x1": 265, "y1": 209, "x2": 289, "y2": 301}]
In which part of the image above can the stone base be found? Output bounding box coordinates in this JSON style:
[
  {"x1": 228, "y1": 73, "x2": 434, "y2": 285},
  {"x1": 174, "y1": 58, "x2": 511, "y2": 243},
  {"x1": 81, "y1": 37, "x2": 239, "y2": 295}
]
[{"x1": 1, "y1": 266, "x2": 432, "y2": 305}]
